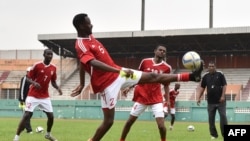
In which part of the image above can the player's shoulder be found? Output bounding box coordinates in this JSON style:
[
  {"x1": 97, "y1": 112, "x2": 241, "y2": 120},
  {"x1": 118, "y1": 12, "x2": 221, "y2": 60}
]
[
  {"x1": 202, "y1": 71, "x2": 209, "y2": 77},
  {"x1": 162, "y1": 61, "x2": 172, "y2": 68},
  {"x1": 75, "y1": 36, "x2": 92, "y2": 48},
  {"x1": 49, "y1": 63, "x2": 57, "y2": 69},
  {"x1": 139, "y1": 58, "x2": 153, "y2": 66},
  {"x1": 216, "y1": 70, "x2": 224, "y2": 75},
  {"x1": 169, "y1": 88, "x2": 175, "y2": 92},
  {"x1": 141, "y1": 58, "x2": 153, "y2": 62},
  {"x1": 33, "y1": 61, "x2": 43, "y2": 67},
  {"x1": 34, "y1": 61, "x2": 43, "y2": 64}
]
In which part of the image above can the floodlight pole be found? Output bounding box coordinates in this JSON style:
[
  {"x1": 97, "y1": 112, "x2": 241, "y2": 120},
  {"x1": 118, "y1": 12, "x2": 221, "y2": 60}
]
[
  {"x1": 141, "y1": 0, "x2": 145, "y2": 31},
  {"x1": 209, "y1": 0, "x2": 213, "y2": 28},
  {"x1": 59, "y1": 47, "x2": 62, "y2": 86}
]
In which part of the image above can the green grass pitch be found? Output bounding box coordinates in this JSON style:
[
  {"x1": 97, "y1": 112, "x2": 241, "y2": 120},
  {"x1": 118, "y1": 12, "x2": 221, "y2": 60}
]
[{"x1": 1, "y1": 118, "x2": 224, "y2": 141}]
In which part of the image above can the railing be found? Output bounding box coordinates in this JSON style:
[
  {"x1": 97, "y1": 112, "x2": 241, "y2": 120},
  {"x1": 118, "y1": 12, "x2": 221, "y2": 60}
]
[{"x1": 1, "y1": 87, "x2": 249, "y2": 101}]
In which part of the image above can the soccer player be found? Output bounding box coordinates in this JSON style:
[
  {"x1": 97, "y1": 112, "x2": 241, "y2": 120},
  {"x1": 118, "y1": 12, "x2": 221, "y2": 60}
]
[
  {"x1": 13, "y1": 49, "x2": 62, "y2": 141},
  {"x1": 71, "y1": 13, "x2": 203, "y2": 141},
  {"x1": 163, "y1": 83, "x2": 180, "y2": 131},
  {"x1": 120, "y1": 45, "x2": 171, "y2": 141},
  {"x1": 18, "y1": 67, "x2": 33, "y2": 134}
]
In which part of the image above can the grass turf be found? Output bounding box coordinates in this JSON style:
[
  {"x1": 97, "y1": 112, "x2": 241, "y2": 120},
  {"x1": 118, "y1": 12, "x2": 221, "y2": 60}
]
[{"x1": 1, "y1": 118, "x2": 224, "y2": 141}]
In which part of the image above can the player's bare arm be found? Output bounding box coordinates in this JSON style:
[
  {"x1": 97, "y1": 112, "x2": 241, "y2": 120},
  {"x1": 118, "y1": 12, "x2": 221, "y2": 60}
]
[
  {"x1": 79, "y1": 63, "x2": 85, "y2": 87},
  {"x1": 89, "y1": 59, "x2": 134, "y2": 78},
  {"x1": 51, "y1": 81, "x2": 62, "y2": 95},
  {"x1": 164, "y1": 84, "x2": 170, "y2": 106},
  {"x1": 71, "y1": 85, "x2": 84, "y2": 97},
  {"x1": 121, "y1": 85, "x2": 135, "y2": 97},
  {"x1": 89, "y1": 59, "x2": 120, "y2": 72},
  {"x1": 71, "y1": 64, "x2": 85, "y2": 97},
  {"x1": 26, "y1": 77, "x2": 41, "y2": 89}
]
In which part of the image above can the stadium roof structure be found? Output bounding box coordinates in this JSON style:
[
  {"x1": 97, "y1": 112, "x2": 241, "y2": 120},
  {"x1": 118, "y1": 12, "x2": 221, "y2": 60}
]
[{"x1": 38, "y1": 26, "x2": 250, "y2": 58}]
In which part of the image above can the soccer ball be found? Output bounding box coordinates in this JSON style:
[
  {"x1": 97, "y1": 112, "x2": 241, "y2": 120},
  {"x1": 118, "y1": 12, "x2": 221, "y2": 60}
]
[
  {"x1": 35, "y1": 126, "x2": 44, "y2": 133},
  {"x1": 182, "y1": 51, "x2": 201, "y2": 71},
  {"x1": 187, "y1": 125, "x2": 195, "y2": 132}
]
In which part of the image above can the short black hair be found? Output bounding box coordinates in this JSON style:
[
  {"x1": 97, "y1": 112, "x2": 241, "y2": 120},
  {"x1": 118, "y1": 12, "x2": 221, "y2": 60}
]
[
  {"x1": 43, "y1": 49, "x2": 52, "y2": 55},
  {"x1": 73, "y1": 13, "x2": 88, "y2": 30},
  {"x1": 208, "y1": 61, "x2": 216, "y2": 65},
  {"x1": 155, "y1": 44, "x2": 166, "y2": 50}
]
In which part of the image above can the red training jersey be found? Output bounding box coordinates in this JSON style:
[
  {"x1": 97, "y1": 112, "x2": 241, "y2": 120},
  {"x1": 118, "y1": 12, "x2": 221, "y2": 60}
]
[
  {"x1": 165, "y1": 88, "x2": 179, "y2": 108},
  {"x1": 75, "y1": 35, "x2": 121, "y2": 93},
  {"x1": 28, "y1": 61, "x2": 57, "y2": 98},
  {"x1": 133, "y1": 58, "x2": 172, "y2": 105}
]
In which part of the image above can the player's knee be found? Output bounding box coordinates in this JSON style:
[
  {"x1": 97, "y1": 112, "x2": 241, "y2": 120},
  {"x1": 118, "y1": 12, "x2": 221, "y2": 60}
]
[
  {"x1": 46, "y1": 112, "x2": 54, "y2": 120},
  {"x1": 126, "y1": 119, "x2": 135, "y2": 126},
  {"x1": 107, "y1": 121, "x2": 114, "y2": 128},
  {"x1": 172, "y1": 114, "x2": 175, "y2": 119},
  {"x1": 23, "y1": 112, "x2": 32, "y2": 119},
  {"x1": 104, "y1": 119, "x2": 114, "y2": 127},
  {"x1": 158, "y1": 124, "x2": 166, "y2": 131}
]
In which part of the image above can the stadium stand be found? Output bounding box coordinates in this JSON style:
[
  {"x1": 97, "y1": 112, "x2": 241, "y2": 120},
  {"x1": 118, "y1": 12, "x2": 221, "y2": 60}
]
[
  {"x1": 182, "y1": 68, "x2": 250, "y2": 101},
  {"x1": 77, "y1": 68, "x2": 250, "y2": 101},
  {"x1": 241, "y1": 80, "x2": 250, "y2": 101},
  {"x1": 1, "y1": 58, "x2": 250, "y2": 101},
  {"x1": 52, "y1": 70, "x2": 83, "y2": 100},
  {"x1": 221, "y1": 68, "x2": 250, "y2": 101}
]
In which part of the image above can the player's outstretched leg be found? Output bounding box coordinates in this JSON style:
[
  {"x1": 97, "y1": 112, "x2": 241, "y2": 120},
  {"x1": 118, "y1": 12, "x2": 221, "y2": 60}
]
[{"x1": 189, "y1": 61, "x2": 204, "y2": 82}]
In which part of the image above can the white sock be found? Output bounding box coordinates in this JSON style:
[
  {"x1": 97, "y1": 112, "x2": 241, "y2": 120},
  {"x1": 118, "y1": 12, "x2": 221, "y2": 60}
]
[{"x1": 14, "y1": 135, "x2": 19, "y2": 140}]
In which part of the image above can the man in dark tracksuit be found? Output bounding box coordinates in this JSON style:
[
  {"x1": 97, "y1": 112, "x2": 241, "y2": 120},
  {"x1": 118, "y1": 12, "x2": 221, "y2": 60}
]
[{"x1": 19, "y1": 67, "x2": 33, "y2": 133}]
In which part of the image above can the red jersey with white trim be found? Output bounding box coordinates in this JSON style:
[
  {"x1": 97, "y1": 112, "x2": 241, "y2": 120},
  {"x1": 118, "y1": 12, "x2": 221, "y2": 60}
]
[
  {"x1": 165, "y1": 88, "x2": 179, "y2": 108},
  {"x1": 133, "y1": 58, "x2": 172, "y2": 105},
  {"x1": 75, "y1": 35, "x2": 121, "y2": 93},
  {"x1": 27, "y1": 61, "x2": 57, "y2": 98}
]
